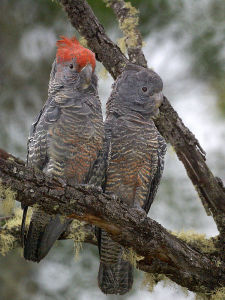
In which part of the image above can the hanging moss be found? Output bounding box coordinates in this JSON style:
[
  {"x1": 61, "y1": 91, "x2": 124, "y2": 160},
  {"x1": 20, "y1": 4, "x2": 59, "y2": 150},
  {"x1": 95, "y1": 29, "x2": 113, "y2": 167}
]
[
  {"x1": 67, "y1": 220, "x2": 87, "y2": 260},
  {"x1": 0, "y1": 208, "x2": 31, "y2": 256},
  {"x1": 142, "y1": 273, "x2": 168, "y2": 292},
  {"x1": 0, "y1": 232, "x2": 15, "y2": 256},
  {"x1": 0, "y1": 182, "x2": 17, "y2": 215},
  {"x1": 122, "y1": 247, "x2": 144, "y2": 267}
]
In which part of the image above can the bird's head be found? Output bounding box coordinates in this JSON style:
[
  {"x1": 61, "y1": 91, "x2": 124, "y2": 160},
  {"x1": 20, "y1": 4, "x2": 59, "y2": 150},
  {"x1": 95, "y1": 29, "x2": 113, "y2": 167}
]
[
  {"x1": 113, "y1": 64, "x2": 163, "y2": 117},
  {"x1": 50, "y1": 36, "x2": 96, "y2": 90}
]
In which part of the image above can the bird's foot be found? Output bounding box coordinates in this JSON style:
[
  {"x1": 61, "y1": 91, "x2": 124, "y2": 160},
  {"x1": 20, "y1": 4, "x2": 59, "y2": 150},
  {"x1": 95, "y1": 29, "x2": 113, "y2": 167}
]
[
  {"x1": 79, "y1": 183, "x2": 103, "y2": 193},
  {"x1": 131, "y1": 205, "x2": 147, "y2": 222},
  {"x1": 57, "y1": 178, "x2": 67, "y2": 187}
]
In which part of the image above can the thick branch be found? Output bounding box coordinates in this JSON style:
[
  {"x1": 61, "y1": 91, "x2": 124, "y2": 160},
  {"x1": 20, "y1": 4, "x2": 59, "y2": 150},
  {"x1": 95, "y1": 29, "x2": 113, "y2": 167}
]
[
  {"x1": 60, "y1": 0, "x2": 225, "y2": 235},
  {"x1": 0, "y1": 149, "x2": 224, "y2": 293}
]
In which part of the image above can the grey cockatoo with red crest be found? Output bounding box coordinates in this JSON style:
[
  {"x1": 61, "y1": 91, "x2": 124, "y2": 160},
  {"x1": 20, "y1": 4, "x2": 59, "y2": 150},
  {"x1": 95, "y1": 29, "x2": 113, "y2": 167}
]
[{"x1": 22, "y1": 36, "x2": 104, "y2": 262}]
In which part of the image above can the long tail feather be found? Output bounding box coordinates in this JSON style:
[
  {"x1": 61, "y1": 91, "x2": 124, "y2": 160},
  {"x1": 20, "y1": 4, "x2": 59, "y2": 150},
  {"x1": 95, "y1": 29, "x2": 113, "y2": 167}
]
[
  {"x1": 97, "y1": 229, "x2": 133, "y2": 294},
  {"x1": 21, "y1": 206, "x2": 28, "y2": 247},
  {"x1": 24, "y1": 209, "x2": 70, "y2": 262}
]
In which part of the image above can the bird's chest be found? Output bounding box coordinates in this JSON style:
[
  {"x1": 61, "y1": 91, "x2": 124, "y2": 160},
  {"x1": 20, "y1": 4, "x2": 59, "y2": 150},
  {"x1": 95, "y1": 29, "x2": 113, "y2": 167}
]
[
  {"x1": 106, "y1": 123, "x2": 158, "y2": 204},
  {"x1": 46, "y1": 105, "x2": 103, "y2": 182},
  {"x1": 49, "y1": 105, "x2": 98, "y2": 148},
  {"x1": 109, "y1": 123, "x2": 158, "y2": 164}
]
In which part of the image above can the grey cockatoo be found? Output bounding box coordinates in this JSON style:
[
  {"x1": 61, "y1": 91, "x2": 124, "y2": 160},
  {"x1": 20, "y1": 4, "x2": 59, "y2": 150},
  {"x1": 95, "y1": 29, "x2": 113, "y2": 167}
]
[
  {"x1": 97, "y1": 64, "x2": 166, "y2": 294},
  {"x1": 22, "y1": 36, "x2": 104, "y2": 262}
]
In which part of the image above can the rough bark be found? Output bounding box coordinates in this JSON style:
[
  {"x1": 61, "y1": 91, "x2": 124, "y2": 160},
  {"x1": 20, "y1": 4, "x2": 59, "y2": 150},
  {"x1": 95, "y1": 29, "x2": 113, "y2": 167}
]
[{"x1": 0, "y1": 149, "x2": 224, "y2": 294}]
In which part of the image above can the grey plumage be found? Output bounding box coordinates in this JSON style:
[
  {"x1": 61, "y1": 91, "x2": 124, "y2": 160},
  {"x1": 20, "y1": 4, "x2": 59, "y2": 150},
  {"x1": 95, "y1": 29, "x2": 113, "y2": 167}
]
[
  {"x1": 22, "y1": 42, "x2": 104, "y2": 262},
  {"x1": 97, "y1": 64, "x2": 166, "y2": 294}
]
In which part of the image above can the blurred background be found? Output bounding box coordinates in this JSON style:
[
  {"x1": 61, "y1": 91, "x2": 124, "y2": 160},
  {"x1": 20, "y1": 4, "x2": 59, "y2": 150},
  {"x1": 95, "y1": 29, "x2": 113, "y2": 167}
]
[{"x1": 0, "y1": 0, "x2": 224, "y2": 299}]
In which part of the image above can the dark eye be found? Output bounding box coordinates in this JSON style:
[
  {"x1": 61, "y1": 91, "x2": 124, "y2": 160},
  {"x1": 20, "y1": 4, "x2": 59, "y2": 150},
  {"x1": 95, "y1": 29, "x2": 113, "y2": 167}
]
[
  {"x1": 142, "y1": 86, "x2": 148, "y2": 92},
  {"x1": 69, "y1": 64, "x2": 73, "y2": 69}
]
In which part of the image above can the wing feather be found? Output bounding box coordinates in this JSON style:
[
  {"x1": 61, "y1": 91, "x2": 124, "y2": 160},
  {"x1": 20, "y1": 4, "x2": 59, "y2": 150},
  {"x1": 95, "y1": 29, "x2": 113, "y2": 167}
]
[{"x1": 143, "y1": 133, "x2": 166, "y2": 213}]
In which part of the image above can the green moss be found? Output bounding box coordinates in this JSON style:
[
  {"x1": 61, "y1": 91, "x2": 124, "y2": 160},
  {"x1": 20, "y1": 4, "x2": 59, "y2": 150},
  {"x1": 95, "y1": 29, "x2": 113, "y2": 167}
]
[
  {"x1": 122, "y1": 248, "x2": 144, "y2": 268},
  {"x1": 104, "y1": 0, "x2": 141, "y2": 50},
  {"x1": 172, "y1": 230, "x2": 217, "y2": 254},
  {"x1": 195, "y1": 293, "x2": 211, "y2": 300},
  {"x1": 0, "y1": 182, "x2": 16, "y2": 215},
  {"x1": 7, "y1": 156, "x2": 15, "y2": 162},
  {"x1": 4, "y1": 208, "x2": 27, "y2": 230},
  {"x1": 211, "y1": 288, "x2": 225, "y2": 300},
  {"x1": 67, "y1": 220, "x2": 87, "y2": 260},
  {"x1": 195, "y1": 288, "x2": 225, "y2": 299},
  {"x1": 119, "y1": 2, "x2": 140, "y2": 49},
  {"x1": 142, "y1": 273, "x2": 168, "y2": 292},
  {"x1": 53, "y1": 204, "x2": 59, "y2": 211},
  {"x1": 0, "y1": 232, "x2": 15, "y2": 256},
  {"x1": 117, "y1": 37, "x2": 127, "y2": 54},
  {"x1": 79, "y1": 36, "x2": 88, "y2": 48},
  {"x1": 143, "y1": 273, "x2": 191, "y2": 296},
  {"x1": 0, "y1": 208, "x2": 31, "y2": 256}
]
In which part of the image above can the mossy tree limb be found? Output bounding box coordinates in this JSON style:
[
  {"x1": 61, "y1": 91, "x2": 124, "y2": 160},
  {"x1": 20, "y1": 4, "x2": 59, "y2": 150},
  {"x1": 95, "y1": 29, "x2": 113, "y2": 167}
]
[{"x1": 0, "y1": 149, "x2": 224, "y2": 294}]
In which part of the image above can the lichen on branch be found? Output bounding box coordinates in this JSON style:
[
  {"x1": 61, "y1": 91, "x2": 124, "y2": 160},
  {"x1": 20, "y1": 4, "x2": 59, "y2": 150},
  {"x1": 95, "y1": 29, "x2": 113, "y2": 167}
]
[{"x1": 104, "y1": 0, "x2": 147, "y2": 66}]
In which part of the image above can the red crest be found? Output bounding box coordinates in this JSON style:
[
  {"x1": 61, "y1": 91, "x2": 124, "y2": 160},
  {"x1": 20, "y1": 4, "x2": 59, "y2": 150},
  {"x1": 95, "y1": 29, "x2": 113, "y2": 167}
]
[{"x1": 56, "y1": 36, "x2": 96, "y2": 72}]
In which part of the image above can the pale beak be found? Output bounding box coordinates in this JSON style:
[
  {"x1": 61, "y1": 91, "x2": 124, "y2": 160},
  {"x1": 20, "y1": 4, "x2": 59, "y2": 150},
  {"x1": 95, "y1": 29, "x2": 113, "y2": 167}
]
[
  {"x1": 80, "y1": 64, "x2": 93, "y2": 89},
  {"x1": 153, "y1": 91, "x2": 164, "y2": 108}
]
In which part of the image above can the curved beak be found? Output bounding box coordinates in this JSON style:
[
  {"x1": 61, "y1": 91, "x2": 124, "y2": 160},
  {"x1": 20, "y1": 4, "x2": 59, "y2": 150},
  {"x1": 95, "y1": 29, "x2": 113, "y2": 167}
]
[
  {"x1": 153, "y1": 91, "x2": 164, "y2": 108},
  {"x1": 80, "y1": 64, "x2": 93, "y2": 89}
]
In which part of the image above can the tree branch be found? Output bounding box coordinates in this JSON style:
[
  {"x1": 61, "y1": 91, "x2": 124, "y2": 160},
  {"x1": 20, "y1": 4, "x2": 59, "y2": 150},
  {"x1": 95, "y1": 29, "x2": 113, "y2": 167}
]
[
  {"x1": 0, "y1": 149, "x2": 224, "y2": 293},
  {"x1": 59, "y1": 0, "x2": 225, "y2": 236}
]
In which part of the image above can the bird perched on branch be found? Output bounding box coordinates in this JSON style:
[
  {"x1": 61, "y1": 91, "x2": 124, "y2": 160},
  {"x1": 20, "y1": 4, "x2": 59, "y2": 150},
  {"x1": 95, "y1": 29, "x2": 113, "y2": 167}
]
[
  {"x1": 21, "y1": 36, "x2": 104, "y2": 262},
  {"x1": 97, "y1": 64, "x2": 166, "y2": 294}
]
